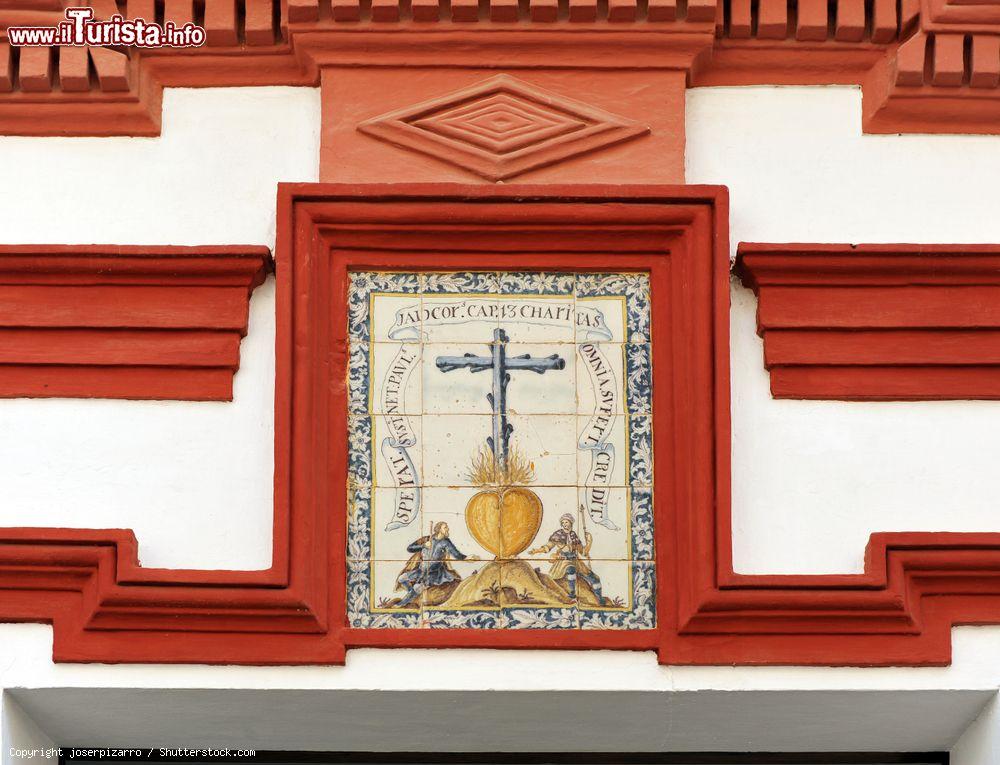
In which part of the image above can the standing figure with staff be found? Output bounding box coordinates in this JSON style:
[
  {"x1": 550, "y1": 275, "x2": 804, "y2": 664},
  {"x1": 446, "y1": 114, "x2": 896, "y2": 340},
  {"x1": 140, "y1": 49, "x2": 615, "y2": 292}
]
[{"x1": 529, "y1": 507, "x2": 604, "y2": 604}]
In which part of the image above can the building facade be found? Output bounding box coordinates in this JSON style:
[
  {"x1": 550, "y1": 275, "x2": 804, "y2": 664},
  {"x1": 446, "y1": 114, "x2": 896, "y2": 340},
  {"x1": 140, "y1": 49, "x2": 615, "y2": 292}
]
[{"x1": 2, "y1": 1, "x2": 1000, "y2": 760}]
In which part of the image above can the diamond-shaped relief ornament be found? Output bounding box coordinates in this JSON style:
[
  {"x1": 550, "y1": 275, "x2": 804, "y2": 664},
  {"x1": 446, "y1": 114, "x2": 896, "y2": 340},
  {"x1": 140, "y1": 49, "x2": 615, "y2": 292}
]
[{"x1": 357, "y1": 75, "x2": 651, "y2": 182}]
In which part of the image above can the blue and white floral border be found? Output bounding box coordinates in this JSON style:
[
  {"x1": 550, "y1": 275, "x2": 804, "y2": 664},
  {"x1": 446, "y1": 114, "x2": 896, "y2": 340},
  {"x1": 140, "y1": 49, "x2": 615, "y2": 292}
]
[{"x1": 346, "y1": 271, "x2": 655, "y2": 630}]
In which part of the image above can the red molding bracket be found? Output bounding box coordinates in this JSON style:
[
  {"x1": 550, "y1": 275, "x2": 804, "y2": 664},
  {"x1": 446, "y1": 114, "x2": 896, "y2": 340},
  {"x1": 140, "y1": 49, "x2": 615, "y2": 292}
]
[
  {"x1": 735, "y1": 243, "x2": 1000, "y2": 400},
  {"x1": 0, "y1": 245, "x2": 270, "y2": 401}
]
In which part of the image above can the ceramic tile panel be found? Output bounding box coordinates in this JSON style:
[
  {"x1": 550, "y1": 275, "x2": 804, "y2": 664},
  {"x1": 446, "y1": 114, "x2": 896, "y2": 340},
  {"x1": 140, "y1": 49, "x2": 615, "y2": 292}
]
[
  {"x1": 416, "y1": 486, "x2": 485, "y2": 559},
  {"x1": 423, "y1": 559, "x2": 502, "y2": 630},
  {"x1": 500, "y1": 557, "x2": 580, "y2": 630},
  {"x1": 625, "y1": 343, "x2": 653, "y2": 415},
  {"x1": 346, "y1": 270, "x2": 655, "y2": 631},
  {"x1": 347, "y1": 415, "x2": 373, "y2": 487},
  {"x1": 576, "y1": 342, "x2": 626, "y2": 416},
  {"x1": 420, "y1": 414, "x2": 494, "y2": 486},
  {"x1": 576, "y1": 272, "x2": 651, "y2": 344},
  {"x1": 346, "y1": 485, "x2": 373, "y2": 560},
  {"x1": 575, "y1": 487, "x2": 630, "y2": 561},
  {"x1": 348, "y1": 341, "x2": 370, "y2": 415},
  {"x1": 417, "y1": 351, "x2": 583, "y2": 414},
  {"x1": 498, "y1": 272, "x2": 576, "y2": 296},
  {"x1": 370, "y1": 343, "x2": 423, "y2": 415},
  {"x1": 579, "y1": 561, "x2": 656, "y2": 631},
  {"x1": 502, "y1": 414, "x2": 579, "y2": 486},
  {"x1": 349, "y1": 560, "x2": 422, "y2": 629},
  {"x1": 372, "y1": 415, "x2": 423, "y2": 490},
  {"x1": 348, "y1": 272, "x2": 422, "y2": 343},
  {"x1": 370, "y1": 487, "x2": 423, "y2": 561},
  {"x1": 628, "y1": 415, "x2": 654, "y2": 488},
  {"x1": 576, "y1": 414, "x2": 628, "y2": 489},
  {"x1": 502, "y1": 343, "x2": 577, "y2": 415}
]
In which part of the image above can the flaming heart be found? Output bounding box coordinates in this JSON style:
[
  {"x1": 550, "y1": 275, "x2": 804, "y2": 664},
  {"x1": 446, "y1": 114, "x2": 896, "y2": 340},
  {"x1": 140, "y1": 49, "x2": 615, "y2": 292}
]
[{"x1": 465, "y1": 487, "x2": 543, "y2": 559}]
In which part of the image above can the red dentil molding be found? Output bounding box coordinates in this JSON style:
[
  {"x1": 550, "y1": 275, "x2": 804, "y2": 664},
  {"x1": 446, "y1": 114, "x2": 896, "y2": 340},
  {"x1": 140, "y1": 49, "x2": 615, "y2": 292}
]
[
  {"x1": 735, "y1": 243, "x2": 1000, "y2": 401},
  {"x1": 0, "y1": 245, "x2": 270, "y2": 401},
  {"x1": 0, "y1": 0, "x2": 998, "y2": 137},
  {"x1": 3, "y1": 186, "x2": 1000, "y2": 666}
]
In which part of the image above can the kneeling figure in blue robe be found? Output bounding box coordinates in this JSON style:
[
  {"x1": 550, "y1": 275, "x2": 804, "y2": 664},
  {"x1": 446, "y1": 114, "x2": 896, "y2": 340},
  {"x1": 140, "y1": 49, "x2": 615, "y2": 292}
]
[{"x1": 395, "y1": 522, "x2": 477, "y2": 607}]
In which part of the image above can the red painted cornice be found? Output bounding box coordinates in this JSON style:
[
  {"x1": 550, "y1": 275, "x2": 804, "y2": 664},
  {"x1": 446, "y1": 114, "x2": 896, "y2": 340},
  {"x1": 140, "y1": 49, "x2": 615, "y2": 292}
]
[
  {"x1": 0, "y1": 0, "x2": 997, "y2": 136},
  {"x1": 735, "y1": 243, "x2": 1000, "y2": 400},
  {"x1": 0, "y1": 245, "x2": 270, "y2": 401}
]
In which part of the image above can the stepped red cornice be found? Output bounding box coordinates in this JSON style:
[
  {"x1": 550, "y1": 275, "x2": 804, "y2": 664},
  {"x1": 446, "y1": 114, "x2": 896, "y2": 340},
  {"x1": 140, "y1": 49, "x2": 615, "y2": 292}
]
[
  {"x1": 0, "y1": 245, "x2": 270, "y2": 401},
  {"x1": 0, "y1": 0, "x2": 997, "y2": 137},
  {"x1": 735, "y1": 243, "x2": 1000, "y2": 401},
  {"x1": 2, "y1": 186, "x2": 1000, "y2": 666}
]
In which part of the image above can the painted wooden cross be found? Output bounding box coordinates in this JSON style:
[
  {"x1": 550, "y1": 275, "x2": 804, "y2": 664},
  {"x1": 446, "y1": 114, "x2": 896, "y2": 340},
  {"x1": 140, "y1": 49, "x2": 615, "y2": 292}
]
[{"x1": 436, "y1": 328, "x2": 565, "y2": 472}]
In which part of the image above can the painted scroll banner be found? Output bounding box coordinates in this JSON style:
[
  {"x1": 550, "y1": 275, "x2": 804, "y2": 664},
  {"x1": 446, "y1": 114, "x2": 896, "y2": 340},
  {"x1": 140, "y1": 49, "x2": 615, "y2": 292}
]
[
  {"x1": 387, "y1": 299, "x2": 612, "y2": 339},
  {"x1": 379, "y1": 344, "x2": 421, "y2": 531},
  {"x1": 577, "y1": 341, "x2": 620, "y2": 531},
  {"x1": 382, "y1": 298, "x2": 621, "y2": 532}
]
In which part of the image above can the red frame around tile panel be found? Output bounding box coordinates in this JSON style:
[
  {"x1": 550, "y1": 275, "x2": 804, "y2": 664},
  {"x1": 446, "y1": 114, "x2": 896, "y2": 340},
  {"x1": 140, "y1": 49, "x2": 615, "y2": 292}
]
[
  {"x1": 303, "y1": 184, "x2": 729, "y2": 652},
  {"x1": 0, "y1": 245, "x2": 270, "y2": 401},
  {"x1": 736, "y1": 243, "x2": 1000, "y2": 400},
  {"x1": 5, "y1": 188, "x2": 1000, "y2": 666}
]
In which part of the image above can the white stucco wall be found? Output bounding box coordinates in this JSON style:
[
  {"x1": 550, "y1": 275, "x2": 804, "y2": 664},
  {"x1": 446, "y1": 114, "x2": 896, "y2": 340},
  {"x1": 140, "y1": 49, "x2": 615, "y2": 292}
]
[
  {"x1": 728, "y1": 279, "x2": 1000, "y2": 574},
  {"x1": 0, "y1": 281, "x2": 277, "y2": 570},
  {"x1": 0, "y1": 87, "x2": 321, "y2": 247},
  {"x1": 687, "y1": 86, "x2": 1000, "y2": 575},
  {"x1": 0, "y1": 621, "x2": 999, "y2": 753},
  {"x1": 0, "y1": 87, "x2": 318, "y2": 570},
  {"x1": 952, "y1": 694, "x2": 1000, "y2": 765},
  {"x1": 685, "y1": 86, "x2": 1000, "y2": 250},
  {"x1": 0, "y1": 693, "x2": 56, "y2": 765}
]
